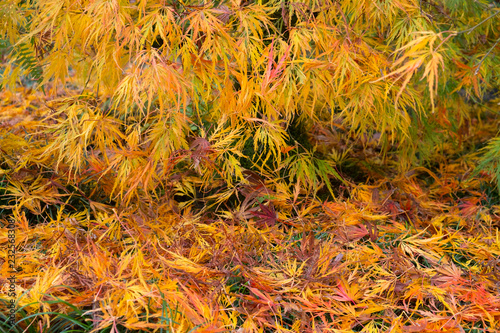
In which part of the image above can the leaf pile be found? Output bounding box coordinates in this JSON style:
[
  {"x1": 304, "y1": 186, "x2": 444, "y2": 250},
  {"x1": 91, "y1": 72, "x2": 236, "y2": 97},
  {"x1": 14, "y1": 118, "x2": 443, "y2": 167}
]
[{"x1": 1, "y1": 85, "x2": 500, "y2": 332}]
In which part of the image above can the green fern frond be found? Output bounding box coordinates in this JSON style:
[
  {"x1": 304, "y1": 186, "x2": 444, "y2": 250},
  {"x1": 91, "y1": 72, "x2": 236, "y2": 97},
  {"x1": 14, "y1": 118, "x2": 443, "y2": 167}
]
[
  {"x1": 284, "y1": 151, "x2": 347, "y2": 198},
  {"x1": 0, "y1": 40, "x2": 43, "y2": 89},
  {"x1": 15, "y1": 41, "x2": 43, "y2": 81},
  {"x1": 475, "y1": 137, "x2": 500, "y2": 194}
]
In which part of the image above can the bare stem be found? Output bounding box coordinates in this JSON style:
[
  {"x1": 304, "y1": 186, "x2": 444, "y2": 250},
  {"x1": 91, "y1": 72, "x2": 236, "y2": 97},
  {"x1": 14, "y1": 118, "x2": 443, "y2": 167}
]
[
  {"x1": 475, "y1": 37, "x2": 500, "y2": 75},
  {"x1": 456, "y1": 10, "x2": 500, "y2": 35}
]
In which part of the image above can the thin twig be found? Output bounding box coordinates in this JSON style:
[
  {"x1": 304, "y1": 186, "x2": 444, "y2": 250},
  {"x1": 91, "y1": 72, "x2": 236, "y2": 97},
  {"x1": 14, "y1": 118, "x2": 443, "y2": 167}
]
[
  {"x1": 456, "y1": 10, "x2": 500, "y2": 35},
  {"x1": 332, "y1": 0, "x2": 352, "y2": 42},
  {"x1": 80, "y1": 64, "x2": 94, "y2": 95},
  {"x1": 475, "y1": 37, "x2": 500, "y2": 75}
]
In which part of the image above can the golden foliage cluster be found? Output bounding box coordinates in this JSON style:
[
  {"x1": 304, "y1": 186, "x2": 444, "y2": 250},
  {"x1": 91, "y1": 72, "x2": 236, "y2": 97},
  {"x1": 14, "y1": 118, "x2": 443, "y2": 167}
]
[
  {"x1": 1, "y1": 88, "x2": 500, "y2": 331},
  {"x1": 1, "y1": 0, "x2": 500, "y2": 331}
]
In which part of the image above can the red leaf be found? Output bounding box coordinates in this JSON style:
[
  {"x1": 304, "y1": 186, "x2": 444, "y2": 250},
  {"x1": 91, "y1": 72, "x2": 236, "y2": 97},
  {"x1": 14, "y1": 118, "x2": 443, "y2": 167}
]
[{"x1": 249, "y1": 202, "x2": 277, "y2": 226}]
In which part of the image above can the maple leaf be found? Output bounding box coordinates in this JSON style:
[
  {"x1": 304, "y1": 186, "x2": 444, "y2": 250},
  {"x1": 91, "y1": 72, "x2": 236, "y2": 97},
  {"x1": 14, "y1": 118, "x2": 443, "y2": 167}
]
[
  {"x1": 330, "y1": 280, "x2": 358, "y2": 303},
  {"x1": 190, "y1": 136, "x2": 213, "y2": 171},
  {"x1": 249, "y1": 202, "x2": 277, "y2": 227}
]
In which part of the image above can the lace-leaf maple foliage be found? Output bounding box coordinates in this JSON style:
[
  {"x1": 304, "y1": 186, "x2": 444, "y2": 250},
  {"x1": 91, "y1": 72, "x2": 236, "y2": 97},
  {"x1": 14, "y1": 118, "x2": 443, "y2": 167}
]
[
  {"x1": 2, "y1": 1, "x2": 500, "y2": 332},
  {"x1": 1, "y1": 0, "x2": 499, "y2": 203}
]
